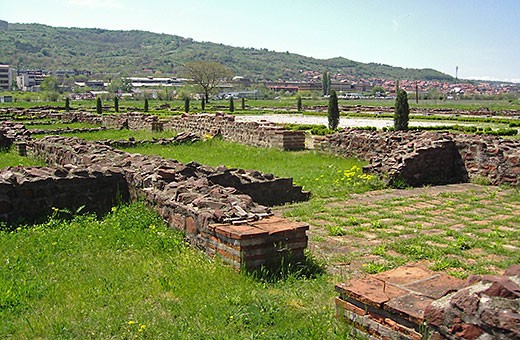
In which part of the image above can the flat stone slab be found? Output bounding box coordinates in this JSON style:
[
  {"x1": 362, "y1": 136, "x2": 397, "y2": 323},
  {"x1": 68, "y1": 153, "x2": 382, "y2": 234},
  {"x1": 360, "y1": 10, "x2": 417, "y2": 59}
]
[{"x1": 336, "y1": 263, "x2": 466, "y2": 339}]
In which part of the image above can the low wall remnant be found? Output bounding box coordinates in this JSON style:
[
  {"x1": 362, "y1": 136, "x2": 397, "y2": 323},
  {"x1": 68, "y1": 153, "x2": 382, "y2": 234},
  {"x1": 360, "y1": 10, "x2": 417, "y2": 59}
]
[
  {"x1": 25, "y1": 136, "x2": 309, "y2": 270},
  {"x1": 316, "y1": 129, "x2": 519, "y2": 187}
]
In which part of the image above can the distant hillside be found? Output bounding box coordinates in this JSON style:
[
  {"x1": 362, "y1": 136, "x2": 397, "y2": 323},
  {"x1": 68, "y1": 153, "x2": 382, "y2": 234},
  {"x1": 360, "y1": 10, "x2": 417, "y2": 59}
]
[{"x1": 0, "y1": 21, "x2": 453, "y2": 82}]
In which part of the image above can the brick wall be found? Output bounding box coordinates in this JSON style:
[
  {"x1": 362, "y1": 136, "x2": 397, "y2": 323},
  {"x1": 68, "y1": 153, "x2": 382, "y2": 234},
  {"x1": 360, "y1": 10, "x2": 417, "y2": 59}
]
[
  {"x1": 27, "y1": 136, "x2": 309, "y2": 271},
  {"x1": 316, "y1": 129, "x2": 520, "y2": 187},
  {"x1": 0, "y1": 166, "x2": 129, "y2": 226},
  {"x1": 53, "y1": 111, "x2": 306, "y2": 151}
]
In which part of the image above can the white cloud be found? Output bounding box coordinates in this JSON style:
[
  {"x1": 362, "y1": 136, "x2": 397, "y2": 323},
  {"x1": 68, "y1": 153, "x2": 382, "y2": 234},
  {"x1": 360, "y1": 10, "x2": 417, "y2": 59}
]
[{"x1": 67, "y1": 0, "x2": 124, "y2": 9}]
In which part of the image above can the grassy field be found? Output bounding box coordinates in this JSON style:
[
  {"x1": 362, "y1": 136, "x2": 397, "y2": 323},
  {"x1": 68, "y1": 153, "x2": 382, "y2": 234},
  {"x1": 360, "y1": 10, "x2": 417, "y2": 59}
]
[
  {"x1": 123, "y1": 138, "x2": 383, "y2": 199},
  {"x1": 1, "y1": 119, "x2": 518, "y2": 338},
  {"x1": 32, "y1": 129, "x2": 179, "y2": 141},
  {"x1": 3, "y1": 97, "x2": 520, "y2": 113},
  {"x1": 0, "y1": 203, "x2": 358, "y2": 339},
  {"x1": 279, "y1": 185, "x2": 520, "y2": 279},
  {"x1": 0, "y1": 147, "x2": 45, "y2": 168}
]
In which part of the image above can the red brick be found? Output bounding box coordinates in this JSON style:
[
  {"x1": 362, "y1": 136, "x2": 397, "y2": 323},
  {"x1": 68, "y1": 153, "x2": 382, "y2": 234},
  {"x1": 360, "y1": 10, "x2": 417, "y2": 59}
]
[
  {"x1": 336, "y1": 277, "x2": 408, "y2": 308},
  {"x1": 185, "y1": 216, "x2": 197, "y2": 235},
  {"x1": 383, "y1": 318, "x2": 423, "y2": 340},
  {"x1": 384, "y1": 293, "x2": 435, "y2": 324},
  {"x1": 214, "y1": 224, "x2": 269, "y2": 240},
  {"x1": 335, "y1": 297, "x2": 367, "y2": 316},
  {"x1": 406, "y1": 273, "x2": 465, "y2": 299}
]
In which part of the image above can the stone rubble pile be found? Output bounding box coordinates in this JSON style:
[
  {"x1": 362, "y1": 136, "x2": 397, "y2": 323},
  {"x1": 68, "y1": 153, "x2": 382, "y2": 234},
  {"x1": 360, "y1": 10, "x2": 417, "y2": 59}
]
[
  {"x1": 424, "y1": 265, "x2": 520, "y2": 340},
  {"x1": 0, "y1": 121, "x2": 31, "y2": 148}
]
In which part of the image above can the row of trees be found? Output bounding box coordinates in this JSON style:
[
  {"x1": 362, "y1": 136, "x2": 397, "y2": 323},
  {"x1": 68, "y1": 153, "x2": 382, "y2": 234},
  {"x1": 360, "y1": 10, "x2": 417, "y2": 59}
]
[{"x1": 326, "y1": 87, "x2": 409, "y2": 130}]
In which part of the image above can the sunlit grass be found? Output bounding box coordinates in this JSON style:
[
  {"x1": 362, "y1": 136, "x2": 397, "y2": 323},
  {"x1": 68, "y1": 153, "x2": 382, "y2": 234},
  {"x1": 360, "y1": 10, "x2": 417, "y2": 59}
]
[
  {"x1": 0, "y1": 203, "x2": 357, "y2": 339},
  {"x1": 123, "y1": 138, "x2": 383, "y2": 199},
  {"x1": 0, "y1": 147, "x2": 45, "y2": 168}
]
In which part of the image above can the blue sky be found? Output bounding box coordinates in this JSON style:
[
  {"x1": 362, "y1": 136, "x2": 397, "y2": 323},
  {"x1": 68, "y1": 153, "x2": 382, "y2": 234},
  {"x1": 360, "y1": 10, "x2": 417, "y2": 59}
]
[{"x1": 2, "y1": 0, "x2": 520, "y2": 82}]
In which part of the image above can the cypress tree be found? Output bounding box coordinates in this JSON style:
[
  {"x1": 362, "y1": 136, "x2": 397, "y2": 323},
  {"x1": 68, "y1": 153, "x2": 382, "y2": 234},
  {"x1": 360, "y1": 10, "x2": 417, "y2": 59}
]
[
  {"x1": 65, "y1": 97, "x2": 70, "y2": 111},
  {"x1": 297, "y1": 96, "x2": 302, "y2": 112},
  {"x1": 322, "y1": 71, "x2": 328, "y2": 96},
  {"x1": 96, "y1": 97, "x2": 102, "y2": 114},
  {"x1": 394, "y1": 89, "x2": 410, "y2": 130},
  {"x1": 327, "y1": 73, "x2": 332, "y2": 96},
  {"x1": 327, "y1": 90, "x2": 339, "y2": 130},
  {"x1": 241, "y1": 97, "x2": 245, "y2": 110},
  {"x1": 184, "y1": 97, "x2": 190, "y2": 113},
  {"x1": 229, "y1": 97, "x2": 235, "y2": 113},
  {"x1": 144, "y1": 98, "x2": 149, "y2": 112},
  {"x1": 114, "y1": 96, "x2": 119, "y2": 113},
  {"x1": 201, "y1": 98, "x2": 205, "y2": 111}
]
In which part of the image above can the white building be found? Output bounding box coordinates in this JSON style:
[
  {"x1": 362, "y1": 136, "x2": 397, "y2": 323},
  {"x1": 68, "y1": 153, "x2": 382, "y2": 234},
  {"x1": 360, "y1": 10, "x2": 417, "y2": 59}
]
[
  {"x1": 126, "y1": 76, "x2": 187, "y2": 87},
  {"x1": 16, "y1": 71, "x2": 46, "y2": 92},
  {"x1": 0, "y1": 64, "x2": 12, "y2": 91}
]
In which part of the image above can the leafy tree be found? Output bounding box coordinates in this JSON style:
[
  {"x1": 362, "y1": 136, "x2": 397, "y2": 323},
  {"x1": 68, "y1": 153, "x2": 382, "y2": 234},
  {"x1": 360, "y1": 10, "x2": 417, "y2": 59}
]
[
  {"x1": 322, "y1": 71, "x2": 329, "y2": 96},
  {"x1": 65, "y1": 97, "x2": 70, "y2": 111},
  {"x1": 41, "y1": 76, "x2": 60, "y2": 101},
  {"x1": 184, "y1": 61, "x2": 233, "y2": 103},
  {"x1": 96, "y1": 97, "x2": 102, "y2": 114},
  {"x1": 229, "y1": 97, "x2": 235, "y2": 113},
  {"x1": 327, "y1": 90, "x2": 339, "y2": 130},
  {"x1": 107, "y1": 77, "x2": 132, "y2": 93},
  {"x1": 201, "y1": 98, "x2": 205, "y2": 111},
  {"x1": 297, "y1": 96, "x2": 302, "y2": 112},
  {"x1": 144, "y1": 98, "x2": 149, "y2": 112},
  {"x1": 241, "y1": 97, "x2": 245, "y2": 110},
  {"x1": 184, "y1": 97, "x2": 190, "y2": 113},
  {"x1": 371, "y1": 86, "x2": 386, "y2": 97},
  {"x1": 114, "y1": 96, "x2": 119, "y2": 112},
  {"x1": 394, "y1": 89, "x2": 409, "y2": 130}
]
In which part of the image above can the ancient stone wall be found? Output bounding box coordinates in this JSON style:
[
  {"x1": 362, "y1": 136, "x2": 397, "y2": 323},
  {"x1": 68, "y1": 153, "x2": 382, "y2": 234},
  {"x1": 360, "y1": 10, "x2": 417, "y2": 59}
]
[
  {"x1": 28, "y1": 136, "x2": 309, "y2": 270},
  {"x1": 0, "y1": 165, "x2": 129, "y2": 226},
  {"x1": 424, "y1": 265, "x2": 520, "y2": 340},
  {"x1": 1, "y1": 121, "x2": 30, "y2": 148},
  {"x1": 316, "y1": 129, "x2": 519, "y2": 187},
  {"x1": 335, "y1": 264, "x2": 520, "y2": 340},
  {"x1": 50, "y1": 111, "x2": 306, "y2": 150},
  {"x1": 163, "y1": 113, "x2": 306, "y2": 150}
]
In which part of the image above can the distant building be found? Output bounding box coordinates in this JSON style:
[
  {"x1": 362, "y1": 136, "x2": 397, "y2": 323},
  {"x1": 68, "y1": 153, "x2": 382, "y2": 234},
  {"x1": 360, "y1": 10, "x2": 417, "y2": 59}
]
[
  {"x1": 0, "y1": 64, "x2": 12, "y2": 91},
  {"x1": 16, "y1": 70, "x2": 46, "y2": 92},
  {"x1": 126, "y1": 76, "x2": 187, "y2": 87}
]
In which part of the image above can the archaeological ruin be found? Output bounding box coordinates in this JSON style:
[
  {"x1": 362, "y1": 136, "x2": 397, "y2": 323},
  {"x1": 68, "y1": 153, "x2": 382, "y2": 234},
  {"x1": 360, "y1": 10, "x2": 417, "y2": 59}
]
[{"x1": 1, "y1": 108, "x2": 519, "y2": 339}]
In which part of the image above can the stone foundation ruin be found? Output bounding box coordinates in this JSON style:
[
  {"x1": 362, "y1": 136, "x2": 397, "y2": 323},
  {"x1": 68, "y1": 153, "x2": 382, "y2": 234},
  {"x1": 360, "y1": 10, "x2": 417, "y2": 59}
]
[
  {"x1": 1, "y1": 116, "x2": 310, "y2": 270},
  {"x1": 316, "y1": 129, "x2": 519, "y2": 187},
  {"x1": 336, "y1": 264, "x2": 520, "y2": 340}
]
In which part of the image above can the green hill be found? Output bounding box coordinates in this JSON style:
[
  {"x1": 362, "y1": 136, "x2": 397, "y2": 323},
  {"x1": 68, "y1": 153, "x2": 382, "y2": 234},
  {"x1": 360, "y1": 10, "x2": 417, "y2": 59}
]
[{"x1": 0, "y1": 21, "x2": 453, "y2": 81}]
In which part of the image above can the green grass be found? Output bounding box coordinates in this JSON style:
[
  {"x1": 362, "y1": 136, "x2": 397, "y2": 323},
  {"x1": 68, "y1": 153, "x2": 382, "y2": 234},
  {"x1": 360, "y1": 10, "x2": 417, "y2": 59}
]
[
  {"x1": 0, "y1": 147, "x2": 46, "y2": 168},
  {"x1": 25, "y1": 122, "x2": 100, "y2": 130},
  {"x1": 122, "y1": 138, "x2": 383, "y2": 199},
  {"x1": 0, "y1": 202, "x2": 358, "y2": 339},
  {"x1": 4, "y1": 97, "x2": 520, "y2": 112},
  {"x1": 33, "y1": 129, "x2": 179, "y2": 141},
  {"x1": 287, "y1": 186, "x2": 520, "y2": 278}
]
